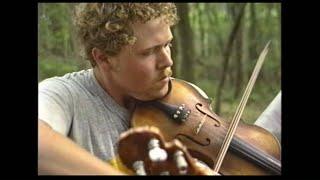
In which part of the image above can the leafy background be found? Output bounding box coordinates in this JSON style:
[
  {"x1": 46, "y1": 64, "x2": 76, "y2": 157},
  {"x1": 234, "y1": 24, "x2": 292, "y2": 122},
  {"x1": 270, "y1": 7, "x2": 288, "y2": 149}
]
[{"x1": 38, "y1": 3, "x2": 281, "y2": 124}]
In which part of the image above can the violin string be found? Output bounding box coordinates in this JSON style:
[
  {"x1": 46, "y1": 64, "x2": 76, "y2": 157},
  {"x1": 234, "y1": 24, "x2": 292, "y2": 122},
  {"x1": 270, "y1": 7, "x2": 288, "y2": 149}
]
[{"x1": 213, "y1": 41, "x2": 270, "y2": 173}]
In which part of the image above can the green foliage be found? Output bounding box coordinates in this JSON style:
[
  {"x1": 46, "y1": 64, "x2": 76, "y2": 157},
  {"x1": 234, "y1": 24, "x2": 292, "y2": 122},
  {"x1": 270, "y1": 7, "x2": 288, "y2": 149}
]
[
  {"x1": 38, "y1": 55, "x2": 81, "y2": 81},
  {"x1": 38, "y1": 3, "x2": 87, "y2": 82},
  {"x1": 194, "y1": 79, "x2": 217, "y2": 99},
  {"x1": 177, "y1": 3, "x2": 281, "y2": 123},
  {"x1": 38, "y1": 3, "x2": 74, "y2": 57}
]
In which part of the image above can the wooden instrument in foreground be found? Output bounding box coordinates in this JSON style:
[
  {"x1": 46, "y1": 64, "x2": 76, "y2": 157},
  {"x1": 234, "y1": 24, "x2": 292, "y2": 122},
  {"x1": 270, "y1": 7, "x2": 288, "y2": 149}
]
[{"x1": 117, "y1": 126, "x2": 218, "y2": 175}]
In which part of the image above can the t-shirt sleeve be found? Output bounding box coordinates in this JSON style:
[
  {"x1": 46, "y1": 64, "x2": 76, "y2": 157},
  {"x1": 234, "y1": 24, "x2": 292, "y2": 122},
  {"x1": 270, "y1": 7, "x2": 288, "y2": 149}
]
[
  {"x1": 254, "y1": 91, "x2": 281, "y2": 142},
  {"x1": 38, "y1": 78, "x2": 73, "y2": 136}
]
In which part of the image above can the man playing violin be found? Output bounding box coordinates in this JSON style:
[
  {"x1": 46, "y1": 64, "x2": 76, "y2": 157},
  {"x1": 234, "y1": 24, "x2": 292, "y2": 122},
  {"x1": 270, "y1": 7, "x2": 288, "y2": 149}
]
[
  {"x1": 38, "y1": 3, "x2": 281, "y2": 175},
  {"x1": 38, "y1": 3, "x2": 177, "y2": 175}
]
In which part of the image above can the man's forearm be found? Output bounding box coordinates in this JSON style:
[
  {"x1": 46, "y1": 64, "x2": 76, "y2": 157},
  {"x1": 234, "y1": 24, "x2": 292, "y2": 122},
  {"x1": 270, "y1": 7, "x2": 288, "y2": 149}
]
[{"x1": 38, "y1": 120, "x2": 125, "y2": 175}]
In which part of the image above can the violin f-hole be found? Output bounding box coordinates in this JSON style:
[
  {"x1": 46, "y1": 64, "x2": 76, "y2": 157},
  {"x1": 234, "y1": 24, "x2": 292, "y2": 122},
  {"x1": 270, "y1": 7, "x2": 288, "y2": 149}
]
[
  {"x1": 175, "y1": 133, "x2": 211, "y2": 146},
  {"x1": 195, "y1": 103, "x2": 221, "y2": 127}
]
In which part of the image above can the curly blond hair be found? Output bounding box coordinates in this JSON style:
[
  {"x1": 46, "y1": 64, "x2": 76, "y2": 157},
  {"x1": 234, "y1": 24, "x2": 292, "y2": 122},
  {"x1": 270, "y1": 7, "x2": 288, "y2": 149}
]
[{"x1": 73, "y1": 3, "x2": 179, "y2": 67}]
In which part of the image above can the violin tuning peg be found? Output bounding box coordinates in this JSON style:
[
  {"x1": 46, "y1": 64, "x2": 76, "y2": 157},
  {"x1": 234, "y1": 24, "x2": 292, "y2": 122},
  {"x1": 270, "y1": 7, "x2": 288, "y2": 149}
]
[
  {"x1": 174, "y1": 150, "x2": 188, "y2": 175},
  {"x1": 132, "y1": 160, "x2": 147, "y2": 175},
  {"x1": 148, "y1": 138, "x2": 168, "y2": 162}
]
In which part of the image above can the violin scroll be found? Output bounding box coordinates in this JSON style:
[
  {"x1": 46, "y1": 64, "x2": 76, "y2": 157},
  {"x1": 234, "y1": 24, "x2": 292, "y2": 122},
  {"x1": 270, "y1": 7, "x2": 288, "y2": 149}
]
[{"x1": 117, "y1": 126, "x2": 217, "y2": 175}]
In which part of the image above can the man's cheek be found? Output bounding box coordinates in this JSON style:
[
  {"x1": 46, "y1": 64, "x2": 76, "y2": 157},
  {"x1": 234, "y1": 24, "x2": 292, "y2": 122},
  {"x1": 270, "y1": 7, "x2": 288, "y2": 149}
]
[{"x1": 136, "y1": 69, "x2": 152, "y2": 80}]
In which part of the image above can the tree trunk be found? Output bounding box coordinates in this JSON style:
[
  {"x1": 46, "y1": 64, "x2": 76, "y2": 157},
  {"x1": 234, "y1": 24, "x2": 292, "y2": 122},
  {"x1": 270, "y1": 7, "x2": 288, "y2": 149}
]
[
  {"x1": 215, "y1": 3, "x2": 246, "y2": 115},
  {"x1": 234, "y1": 26, "x2": 243, "y2": 99},
  {"x1": 197, "y1": 4, "x2": 206, "y2": 58},
  {"x1": 248, "y1": 3, "x2": 258, "y2": 81},
  {"x1": 171, "y1": 27, "x2": 179, "y2": 77},
  {"x1": 67, "y1": 3, "x2": 77, "y2": 57},
  {"x1": 232, "y1": 5, "x2": 244, "y2": 99},
  {"x1": 176, "y1": 3, "x2": 195, "y2": 83},
  {"x1": 208, "y1": 4, "x2": 224, "y2": 54}
]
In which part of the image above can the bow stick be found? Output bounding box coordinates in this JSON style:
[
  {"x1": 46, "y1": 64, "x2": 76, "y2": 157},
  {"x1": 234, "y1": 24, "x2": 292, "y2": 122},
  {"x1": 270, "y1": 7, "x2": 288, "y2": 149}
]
[{"x1": 213, "y1": 41, "x2": 271, "y2": 174}]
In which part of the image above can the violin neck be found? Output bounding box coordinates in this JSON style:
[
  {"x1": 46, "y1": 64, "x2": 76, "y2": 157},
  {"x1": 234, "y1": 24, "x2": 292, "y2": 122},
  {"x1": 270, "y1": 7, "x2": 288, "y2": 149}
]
[{"x1": 230, "y1": 137, "x2": 281, "y2": 175}]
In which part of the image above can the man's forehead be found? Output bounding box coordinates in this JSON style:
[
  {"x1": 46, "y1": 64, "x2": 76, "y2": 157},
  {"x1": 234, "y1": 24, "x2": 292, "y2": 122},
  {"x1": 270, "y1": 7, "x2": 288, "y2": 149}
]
[{"x1": 131, "y1": 19, "x2": 172, "y2": 49}]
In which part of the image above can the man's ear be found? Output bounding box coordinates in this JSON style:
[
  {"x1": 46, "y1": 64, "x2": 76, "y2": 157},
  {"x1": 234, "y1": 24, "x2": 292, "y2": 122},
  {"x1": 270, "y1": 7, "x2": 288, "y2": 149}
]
[
  {"x1": 92, "y1": 47, "x2": 119, "y2": 71},
  {"x1": 92, "y1": 47, "x2": 108, "y2": 66}
]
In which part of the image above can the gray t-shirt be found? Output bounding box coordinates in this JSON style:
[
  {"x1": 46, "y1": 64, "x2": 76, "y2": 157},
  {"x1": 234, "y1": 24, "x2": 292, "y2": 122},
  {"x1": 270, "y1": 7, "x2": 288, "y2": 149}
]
[{"x1": 38, "y1": 69, "x2": 130, "y2": 161}]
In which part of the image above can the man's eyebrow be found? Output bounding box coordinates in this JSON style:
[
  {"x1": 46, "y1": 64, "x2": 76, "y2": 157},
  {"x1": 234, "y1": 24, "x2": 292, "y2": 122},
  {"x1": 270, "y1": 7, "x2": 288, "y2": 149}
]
[{"x1": 142, "y1": 37, "x2": 173, "y2": 51}]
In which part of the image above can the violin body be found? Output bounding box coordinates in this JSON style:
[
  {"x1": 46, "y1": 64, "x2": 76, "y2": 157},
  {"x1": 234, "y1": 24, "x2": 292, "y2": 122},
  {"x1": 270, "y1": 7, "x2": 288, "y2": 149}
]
[{"x1": 130, "y1": 78, "x2": 281, "y2": 175}]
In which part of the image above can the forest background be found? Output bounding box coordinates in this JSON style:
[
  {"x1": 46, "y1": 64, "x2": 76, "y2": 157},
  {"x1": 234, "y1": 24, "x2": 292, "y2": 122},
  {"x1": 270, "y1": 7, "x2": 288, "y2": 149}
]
[{"x1": 38, "y1": 3, "x2": 281, "y2": 124}]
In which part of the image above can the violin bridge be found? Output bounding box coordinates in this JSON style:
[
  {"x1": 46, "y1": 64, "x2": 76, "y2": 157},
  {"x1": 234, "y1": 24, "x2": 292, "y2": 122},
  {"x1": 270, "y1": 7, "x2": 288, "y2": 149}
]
[{"x1": 195, "y1": 114, "x2": 207, "y2": 135}]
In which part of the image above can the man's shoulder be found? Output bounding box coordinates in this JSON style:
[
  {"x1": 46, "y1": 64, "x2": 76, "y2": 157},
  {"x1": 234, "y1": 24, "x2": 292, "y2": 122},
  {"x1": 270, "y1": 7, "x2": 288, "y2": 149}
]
[
  {"x1": 39, "y1": 69, "x2": 93, "y2": 94},
  {"x1": 39, "y1": 69, "x2": 92, "y2": 85}
]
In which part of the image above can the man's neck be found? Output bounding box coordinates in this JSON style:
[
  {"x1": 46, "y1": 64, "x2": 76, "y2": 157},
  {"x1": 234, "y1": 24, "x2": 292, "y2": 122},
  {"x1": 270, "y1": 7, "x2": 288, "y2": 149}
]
[{"x1": 93, "y1": 67, "x2": 136, "y2": 110}]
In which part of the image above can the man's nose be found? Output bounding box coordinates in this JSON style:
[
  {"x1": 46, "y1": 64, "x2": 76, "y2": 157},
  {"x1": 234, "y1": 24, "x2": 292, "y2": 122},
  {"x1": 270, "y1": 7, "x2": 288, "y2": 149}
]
[{"x1": 157, "y1": 47, "x2": 173, "y2": 69}]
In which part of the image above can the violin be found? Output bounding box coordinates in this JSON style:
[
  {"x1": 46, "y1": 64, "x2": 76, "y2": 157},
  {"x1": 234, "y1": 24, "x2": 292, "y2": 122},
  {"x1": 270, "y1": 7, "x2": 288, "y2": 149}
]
[
  {"x1": 128, "y1": 78, "x2": 281, "y2": 175},
  {"x1": 114, "y1": 41, "x2": 280, "y2": 175}
]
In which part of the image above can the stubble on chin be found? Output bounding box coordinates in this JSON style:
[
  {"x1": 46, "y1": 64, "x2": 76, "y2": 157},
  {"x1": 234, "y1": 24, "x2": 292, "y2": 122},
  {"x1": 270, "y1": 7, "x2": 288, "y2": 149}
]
[{"x1": 151, "y1": 82, "x2": 169, "y2": 100}]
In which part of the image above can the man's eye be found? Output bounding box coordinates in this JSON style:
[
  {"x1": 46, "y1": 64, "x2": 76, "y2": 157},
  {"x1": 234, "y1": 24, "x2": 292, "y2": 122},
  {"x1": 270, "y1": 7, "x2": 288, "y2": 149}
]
[
  {"x1": 141, "y1": 50, "x2": 153, "y2": 56},
  {"x1": 166, "y1": 42, "x2": 172, "y2": 48}
]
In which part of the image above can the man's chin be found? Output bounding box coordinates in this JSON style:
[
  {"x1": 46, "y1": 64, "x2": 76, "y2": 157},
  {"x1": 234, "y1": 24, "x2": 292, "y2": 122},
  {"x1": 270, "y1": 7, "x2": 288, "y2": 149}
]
[
  {"x1": 135, "y1": 83, "x2": 169, "y2": 101},
  {"x1": 153, "y1": 87, "x2": 169, "y2": 100}
]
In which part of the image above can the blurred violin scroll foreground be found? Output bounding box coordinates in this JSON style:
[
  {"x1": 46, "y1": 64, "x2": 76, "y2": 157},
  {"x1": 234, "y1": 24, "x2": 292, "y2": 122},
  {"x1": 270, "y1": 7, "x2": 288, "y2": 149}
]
[{"x1": 116, "y1": 126, "x2": 218, "y2": 175}]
